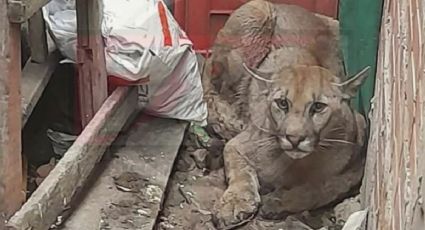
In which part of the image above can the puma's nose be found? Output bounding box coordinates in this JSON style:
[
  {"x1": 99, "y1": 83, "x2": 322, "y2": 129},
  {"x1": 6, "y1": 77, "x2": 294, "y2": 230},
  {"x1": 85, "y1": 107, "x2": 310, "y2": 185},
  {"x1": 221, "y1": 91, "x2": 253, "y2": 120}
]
[{"x1": 286, "y1": 135, "x2": 306, "y2": 147}]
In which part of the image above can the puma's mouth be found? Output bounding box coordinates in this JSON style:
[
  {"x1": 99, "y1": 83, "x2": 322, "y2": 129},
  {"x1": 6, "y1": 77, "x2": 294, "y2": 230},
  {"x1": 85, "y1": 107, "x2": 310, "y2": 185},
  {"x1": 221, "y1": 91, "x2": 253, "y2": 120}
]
[
  {"x1": 278, "y1": 137, "x2": 314, "y2": 159},
  {"x1": 284, "y1": 150, "x2": 311, "y2": 159}
]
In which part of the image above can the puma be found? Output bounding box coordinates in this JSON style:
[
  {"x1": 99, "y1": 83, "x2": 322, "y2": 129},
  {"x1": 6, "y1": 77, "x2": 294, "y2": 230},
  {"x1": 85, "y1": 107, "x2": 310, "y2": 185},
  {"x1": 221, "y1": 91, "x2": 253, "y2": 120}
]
[{"x1": 201, "y1": 1, "x2": 369, "y2": 229}]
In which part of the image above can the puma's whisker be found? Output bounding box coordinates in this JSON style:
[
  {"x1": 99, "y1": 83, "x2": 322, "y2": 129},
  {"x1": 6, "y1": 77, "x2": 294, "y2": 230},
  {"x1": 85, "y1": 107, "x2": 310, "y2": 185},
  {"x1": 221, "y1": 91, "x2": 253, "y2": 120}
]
[{"x1": 322, "y1": 139, "x2": 356, "y2": 145}]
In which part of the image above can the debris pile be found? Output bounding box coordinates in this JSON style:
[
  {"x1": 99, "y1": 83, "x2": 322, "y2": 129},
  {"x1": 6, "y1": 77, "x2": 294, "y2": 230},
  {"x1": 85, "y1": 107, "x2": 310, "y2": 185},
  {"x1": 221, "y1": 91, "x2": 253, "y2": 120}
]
[{"x1": 97, "y1": 171, "x2": 164, "y2": 229}]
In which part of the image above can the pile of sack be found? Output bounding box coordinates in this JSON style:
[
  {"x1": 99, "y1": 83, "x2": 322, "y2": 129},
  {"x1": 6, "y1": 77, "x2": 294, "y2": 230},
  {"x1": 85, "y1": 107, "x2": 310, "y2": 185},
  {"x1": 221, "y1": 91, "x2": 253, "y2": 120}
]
[{"x1": 42, "y1": 0, "x2": 207, "y2": 125}]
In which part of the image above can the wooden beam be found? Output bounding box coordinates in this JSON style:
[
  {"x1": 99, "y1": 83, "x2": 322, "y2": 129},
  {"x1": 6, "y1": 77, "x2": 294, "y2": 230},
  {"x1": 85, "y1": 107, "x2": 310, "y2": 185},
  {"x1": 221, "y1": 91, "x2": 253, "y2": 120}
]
[
  {"x1": 7, "y1": 0, "x2": 52, "y2": 23},
  {"x1": 28, "y1": 9, "x2": 48, "y2": 63},
  {"x1": 0, "y1": 1, "x2": 24, "y2": 227},
  {"x1": 76, "y1": 0, "x2": 108, "y2": 127},
  {"x1": 7, "y1": 87, "x2": 138, "y2": 230},
  {"x1": 63, "y1": 115, "x2": 187, "y2": 230},
  {"x1": 21, "y1": 51, "x2": 60, "y2": 126}
]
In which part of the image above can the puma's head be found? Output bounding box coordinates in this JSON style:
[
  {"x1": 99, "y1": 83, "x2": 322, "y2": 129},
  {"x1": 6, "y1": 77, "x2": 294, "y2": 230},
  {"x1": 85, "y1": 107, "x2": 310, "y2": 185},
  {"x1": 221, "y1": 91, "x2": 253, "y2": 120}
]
[{"x1": 244, "y1": 64, "x2": 369, "y2": 159}]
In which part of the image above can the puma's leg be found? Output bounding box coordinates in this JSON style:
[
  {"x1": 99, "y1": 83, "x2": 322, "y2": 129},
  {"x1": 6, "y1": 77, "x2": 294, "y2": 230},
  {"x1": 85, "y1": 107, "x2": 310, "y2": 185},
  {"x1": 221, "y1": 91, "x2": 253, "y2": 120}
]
[
  {"x1": 213, "y1": 135, "x2": 261, "y2": 229},
  {"x1": 204, "y1": 93, "x2": 244, "y2": 140},
  {"x1": 203, "y1": 60, "x2": 244, "y2": 140},
  {"x1": 260, "y1": 167, "x2": 363, "y2": 220}
]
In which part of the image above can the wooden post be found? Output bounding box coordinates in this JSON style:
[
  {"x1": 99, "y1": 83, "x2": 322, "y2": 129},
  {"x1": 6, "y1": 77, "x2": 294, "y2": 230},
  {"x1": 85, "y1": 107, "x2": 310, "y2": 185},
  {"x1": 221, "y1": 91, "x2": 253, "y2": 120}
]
[
  {"x1": 361, "y1": 0, "x2": 425, "y2": 229},
  {"x1": 0, "y1": 1, "x2": 24, "y2": 226},
  {"x1": 28, "y1": 9, "x2": 48, "y2": 63},
  {"x1": 76, "y1": 0, "x2": 108, "y2": 127},
  {"x1": 7, "y1": 0, "x2": 53, "y2": 23}
]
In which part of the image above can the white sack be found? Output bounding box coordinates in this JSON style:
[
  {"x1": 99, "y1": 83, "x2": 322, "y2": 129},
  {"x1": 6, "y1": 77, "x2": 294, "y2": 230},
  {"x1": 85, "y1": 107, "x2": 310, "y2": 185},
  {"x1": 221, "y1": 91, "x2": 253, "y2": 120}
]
[{"x1": 42, "y1": 0, "x2": 207, "y2": 124}]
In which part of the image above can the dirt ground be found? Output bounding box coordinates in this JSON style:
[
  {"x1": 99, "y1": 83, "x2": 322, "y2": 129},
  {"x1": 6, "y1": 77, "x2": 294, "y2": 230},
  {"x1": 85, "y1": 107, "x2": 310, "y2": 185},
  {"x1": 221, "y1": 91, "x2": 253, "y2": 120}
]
[{"x1": 158, "y1": 147, "x2": 361, "y2": 230}]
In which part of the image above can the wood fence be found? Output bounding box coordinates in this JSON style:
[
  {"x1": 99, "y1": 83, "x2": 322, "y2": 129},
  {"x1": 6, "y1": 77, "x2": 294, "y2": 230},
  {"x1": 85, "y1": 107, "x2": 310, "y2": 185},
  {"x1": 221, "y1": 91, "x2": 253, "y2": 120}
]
[{"x1": 362, "y1": 0, "x2": 425, "y2": 229}]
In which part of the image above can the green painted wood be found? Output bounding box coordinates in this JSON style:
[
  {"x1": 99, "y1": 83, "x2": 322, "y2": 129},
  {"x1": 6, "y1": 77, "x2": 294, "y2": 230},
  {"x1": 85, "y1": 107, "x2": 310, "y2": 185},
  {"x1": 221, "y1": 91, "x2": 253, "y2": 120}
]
[{"x1": 339, "y1": 0, "x2": 384, "y2": 116}]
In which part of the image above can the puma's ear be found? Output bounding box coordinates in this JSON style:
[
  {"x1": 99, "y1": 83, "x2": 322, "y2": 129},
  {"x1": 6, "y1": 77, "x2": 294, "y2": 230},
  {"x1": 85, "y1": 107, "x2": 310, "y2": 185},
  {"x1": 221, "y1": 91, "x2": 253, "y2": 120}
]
[
  {"x1": 242, "y1": 63, "x2": 274, "y2": 82},
  {"x1": 337, "y1": 66, "x2": 371, "y2": 98}
]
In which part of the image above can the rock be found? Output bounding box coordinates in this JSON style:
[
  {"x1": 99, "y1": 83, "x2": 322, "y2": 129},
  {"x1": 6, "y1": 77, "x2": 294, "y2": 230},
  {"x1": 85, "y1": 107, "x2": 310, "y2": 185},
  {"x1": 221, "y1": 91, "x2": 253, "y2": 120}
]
[
  {"x1": 175, "y1": 150, "x2": 196, "y2": 172},
  {"x1": 190, "y1": 149, "x2": 209, "y2": 169},
  {"x1": 36, "y1": 158, "x2": 56, "y2": 178},
  {"x1": 334, "y1": 196, "x2": 362, "y2": 223},
  {"x1": 35, "y1": 158, "x2": 57, "y2": 185},
  {"x1": 341, "y1": 209, "x2": 368, "y2": 230},
  {"x1": 113, "y1": 171, "x2": 148, "y2": 192},
  {"x1": 35, "y1": 177, "x2": 45, "y2": 186},
  {"x1": 205, "y1": 138, "x2": 224, "y2": 170}
]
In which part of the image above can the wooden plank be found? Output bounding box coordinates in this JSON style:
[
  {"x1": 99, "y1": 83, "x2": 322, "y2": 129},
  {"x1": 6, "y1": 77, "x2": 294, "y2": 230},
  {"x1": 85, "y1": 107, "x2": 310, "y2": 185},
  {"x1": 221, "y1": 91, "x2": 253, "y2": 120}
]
[
  {"x1": 75, "y1": 0, "x2": 93, "y2": 127},
  {"x1": 0, "y1": 0, "x2": 25, "y2": 226},
  {"x1": 28, "y1": 9, "x2": 48, "y2": 63},
  {"x1": 21, "y1": 51, "x2": 60, "y2": 126},
  {"x1": 87, "y1": 0, "x2": 108, "y2": 118},
  {"x1": 6, "y1": 87, "x2": 138, "y2": 230},
  {"x1": 63, "y1": 115, "x2": 188, "y2": 230},
  {"x1": 7, "y1": 0, "x2": 52, "y2": 23},
  {"x1": 76, "y1": 0, "x2": 108, "y2": 127},
  {"x1": 362, "y1": 0, "x2": 425, "y2": 229}
]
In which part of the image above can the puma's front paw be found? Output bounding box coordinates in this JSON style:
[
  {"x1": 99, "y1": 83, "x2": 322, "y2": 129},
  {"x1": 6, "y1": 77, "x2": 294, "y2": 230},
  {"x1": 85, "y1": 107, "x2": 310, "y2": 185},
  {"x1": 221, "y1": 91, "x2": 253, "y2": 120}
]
[
  {"x1": 213, "y1": 184, "x2": 260, "y2": 229},
  {"x1": 259, "y1": 195, "x2": 290, "y2": 220}
]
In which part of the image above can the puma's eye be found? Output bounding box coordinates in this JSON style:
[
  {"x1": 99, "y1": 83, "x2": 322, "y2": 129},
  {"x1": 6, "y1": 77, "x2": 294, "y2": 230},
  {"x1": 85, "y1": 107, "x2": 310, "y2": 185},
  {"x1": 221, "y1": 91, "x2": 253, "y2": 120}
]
[
  {"x1": 311, "y1": 102, "x2": 327, "y2": 113},
  {"x1": 275, "y1": 99, "x2": 289, "y2": 111}
]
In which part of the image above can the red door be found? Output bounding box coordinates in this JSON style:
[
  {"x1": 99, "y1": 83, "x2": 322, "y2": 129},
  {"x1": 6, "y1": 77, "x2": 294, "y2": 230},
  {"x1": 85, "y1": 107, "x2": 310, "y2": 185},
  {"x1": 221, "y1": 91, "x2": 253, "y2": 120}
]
[{"x1": 173, "y1": 0, "x2": 339, "y2": 54}]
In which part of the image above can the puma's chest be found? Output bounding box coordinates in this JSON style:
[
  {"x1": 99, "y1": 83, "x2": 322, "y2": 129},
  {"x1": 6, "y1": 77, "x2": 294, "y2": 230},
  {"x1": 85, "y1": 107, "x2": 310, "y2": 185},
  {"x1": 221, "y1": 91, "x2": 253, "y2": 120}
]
[{"x1": 251, "y1": 148, "x2": 354, "y2": 192}]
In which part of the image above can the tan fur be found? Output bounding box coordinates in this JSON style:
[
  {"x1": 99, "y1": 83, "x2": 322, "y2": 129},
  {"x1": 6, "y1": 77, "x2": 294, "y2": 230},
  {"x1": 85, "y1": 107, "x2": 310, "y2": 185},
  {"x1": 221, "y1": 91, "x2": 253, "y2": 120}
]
[{"x1": 202, "y1": 1, "x2": 369, "y2": 229}]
